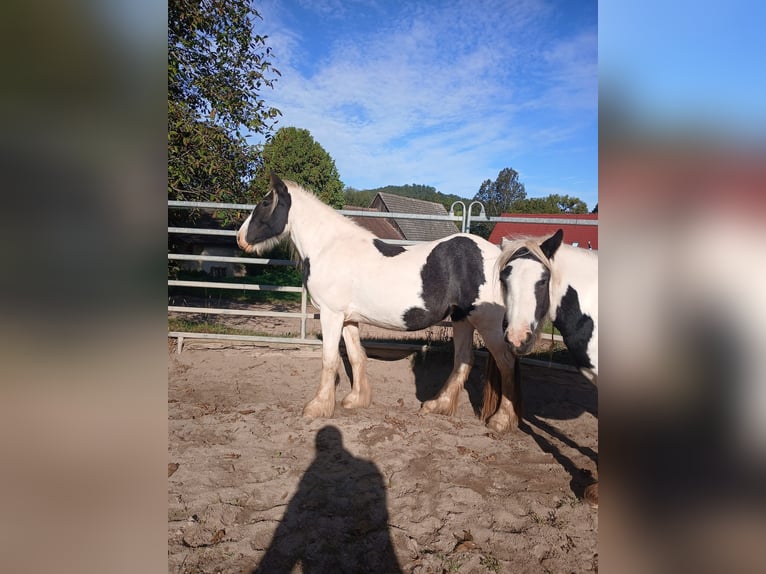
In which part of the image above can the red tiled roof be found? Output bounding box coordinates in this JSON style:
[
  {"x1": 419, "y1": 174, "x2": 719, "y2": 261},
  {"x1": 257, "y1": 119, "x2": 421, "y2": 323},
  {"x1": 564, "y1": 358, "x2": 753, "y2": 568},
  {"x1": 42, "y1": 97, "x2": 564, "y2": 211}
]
[{"x1": 488, "y1": 213, "x2": 598, "y2": 249}]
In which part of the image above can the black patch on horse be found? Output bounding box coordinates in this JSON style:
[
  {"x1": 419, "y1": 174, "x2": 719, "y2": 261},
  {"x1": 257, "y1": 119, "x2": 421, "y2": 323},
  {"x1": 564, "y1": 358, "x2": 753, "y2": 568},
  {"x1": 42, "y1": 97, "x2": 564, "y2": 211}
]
[
  {"x1": 244, "y1": 180, "x2": 292, "y2": 245},
  {"x1": 533, "y1": 269, "x2": 551, "y2": 323},
  {"x1": 403, "y1": 236, "x2": 485, "y2": 330},
  {"x1": 499, "y1": 264, "x2": 512, "y2": 283},
  {"x1": 553, "y1": 286, "x2": 594, "y2": 369},
  {"x1": 373, "y1": 239, "x2": 406, "y2": 257},
  {"x1": 303, "y1": 257, "x2": 311, "y2": 282},
  {"x1": 508, "y1": 247, "x2": 539, "y2": 262}
]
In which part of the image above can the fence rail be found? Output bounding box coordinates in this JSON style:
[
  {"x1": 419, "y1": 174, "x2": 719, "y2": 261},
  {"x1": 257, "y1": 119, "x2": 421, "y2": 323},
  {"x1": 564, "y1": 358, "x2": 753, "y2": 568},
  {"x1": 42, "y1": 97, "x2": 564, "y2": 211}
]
[{"x1": 168, "y1": 199, "x2": 591, "y2": 358}]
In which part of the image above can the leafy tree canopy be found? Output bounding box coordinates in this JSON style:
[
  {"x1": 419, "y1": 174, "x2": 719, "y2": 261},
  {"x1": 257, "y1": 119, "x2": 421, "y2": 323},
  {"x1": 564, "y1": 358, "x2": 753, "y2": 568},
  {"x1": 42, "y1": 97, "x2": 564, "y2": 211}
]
[
  {"x1": 168, "y1": 0, "x2": 281, "y2": 204},
  {"x1": 470, "y1": 168, "x2": 527, "y2": 238},
  {"x1": 343, "y1": 187, "x2": 376, "y2": 208},
  {"x1": 255, "y1": 127, "x2": 345, "y2": 208},
  {"x1": 473, "y1": 167, "x2": 527, "y2": 216},
  {"x1": 512, "y1": 194, "x2": 589, "y2": 214}
]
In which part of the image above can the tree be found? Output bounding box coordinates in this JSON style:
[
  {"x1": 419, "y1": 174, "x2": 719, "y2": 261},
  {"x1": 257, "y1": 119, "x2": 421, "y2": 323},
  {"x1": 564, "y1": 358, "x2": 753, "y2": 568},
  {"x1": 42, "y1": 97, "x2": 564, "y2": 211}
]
[
  {"x1": 168, "y1": 0, "x2": 282, "y2": 204},
  {"x1": 255, "y1": 127, "x2": 345, "y2": 208},
  {"x1": 474, "y1": 167, "x2": 527, "y2": 216},
  {"x1": 512, "y1": 194, "x2": 589, "y2": 214},
  {"x1": 471, "y1": 167, "x2": 527, "y2": 238},
  {"x1": 343, "y1": 187, "x2": 375, "y2": 207}
]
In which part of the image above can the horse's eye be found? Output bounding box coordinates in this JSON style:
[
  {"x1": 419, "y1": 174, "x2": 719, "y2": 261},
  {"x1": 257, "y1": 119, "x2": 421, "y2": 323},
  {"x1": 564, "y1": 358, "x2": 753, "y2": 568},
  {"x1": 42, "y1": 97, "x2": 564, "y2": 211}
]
[{"x1": 535, "y1": 279, "x2": 548, "y2": 287}]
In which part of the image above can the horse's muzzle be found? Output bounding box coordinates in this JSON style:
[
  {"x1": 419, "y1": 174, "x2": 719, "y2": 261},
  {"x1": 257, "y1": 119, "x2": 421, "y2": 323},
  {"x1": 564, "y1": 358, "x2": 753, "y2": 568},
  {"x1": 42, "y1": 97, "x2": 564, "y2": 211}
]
[{"x1": 506, "y1": 331, "x2": 535, "y2": 356}]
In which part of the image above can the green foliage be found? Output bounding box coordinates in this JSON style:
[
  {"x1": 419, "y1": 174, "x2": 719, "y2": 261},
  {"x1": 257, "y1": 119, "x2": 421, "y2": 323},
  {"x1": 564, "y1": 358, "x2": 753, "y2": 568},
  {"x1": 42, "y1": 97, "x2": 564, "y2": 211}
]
[
  {"x1": 468, "y1": 167, "x2": 590, "y2": 237},
  {"x1": 168, "y1": 268, "x2": 301, "y2": 304},
  {"x1": 254, "y1": 127, "x2": 345, "y2": 208},
  {"x1": 474, "y1": 167, "x2": 527, "y2": 216},
  {"x1": 168, "y1": 0, "x2": 281, "y2": 204},
  {"x1": 471, "y1": 167, "x2": 527, "y2": 238},
  {"x1": 512, "y1": 194, "x2": 589, "y2": 214},
  {"x1": 342, "y1": 187, "x2": 376, "y2": 207}
]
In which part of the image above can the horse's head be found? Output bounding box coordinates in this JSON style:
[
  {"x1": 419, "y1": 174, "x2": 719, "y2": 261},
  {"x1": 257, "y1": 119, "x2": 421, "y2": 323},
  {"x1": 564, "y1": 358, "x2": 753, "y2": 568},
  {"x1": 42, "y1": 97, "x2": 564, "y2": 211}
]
[
  {"x1": 236, "y1": 171, "x2": 293, "y2": 255},
  {"x1": 499, "y1": 229, "x2": 563, "y2": 355}
]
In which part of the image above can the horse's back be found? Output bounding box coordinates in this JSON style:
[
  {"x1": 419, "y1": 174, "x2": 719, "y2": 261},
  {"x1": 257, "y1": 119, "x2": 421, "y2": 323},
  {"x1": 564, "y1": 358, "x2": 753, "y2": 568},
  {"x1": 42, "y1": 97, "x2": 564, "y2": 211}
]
[{"x1": 338, "y1": 233, "x2": 501, "y2": 330}]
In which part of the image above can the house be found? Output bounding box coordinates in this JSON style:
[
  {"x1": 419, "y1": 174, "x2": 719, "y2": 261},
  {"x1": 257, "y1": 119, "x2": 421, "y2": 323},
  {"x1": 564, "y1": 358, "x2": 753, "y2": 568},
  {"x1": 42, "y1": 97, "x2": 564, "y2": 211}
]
[
  {"x1": 488, "y1": 212, "x2": 598, "y2": 249},
  {"x1": 369, "y1": 192, "x2": 460, "y2": 242},
  {"x1": 344, "y1": 205, "x2": 404, "y2": 240}
]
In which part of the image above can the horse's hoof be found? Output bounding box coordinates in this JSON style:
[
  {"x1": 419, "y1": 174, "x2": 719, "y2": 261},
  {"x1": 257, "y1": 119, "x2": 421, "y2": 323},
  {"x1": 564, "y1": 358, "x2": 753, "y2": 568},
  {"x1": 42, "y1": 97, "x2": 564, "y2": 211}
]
[
  {"x1": 418, "y1": 399, "x2": 438, "y2": 415},
  {"x1": 584, "y1": 482, "x2": 599, "y2": 508},
  {"x1": 341, "y1": 392, "x2": 371, "y2": 409},
  {"x1": 302, "y1": 399, "x2": 334, "y2": 418},
  {"x1": 419, "y1": 398, "x2": 458, "y2": 416},
  {"x1": 418, "y1": 398, "x2": 455, "y2": 416},
  {"x1": 486, "y1": 412, "x2": 517, "y2": 434}
]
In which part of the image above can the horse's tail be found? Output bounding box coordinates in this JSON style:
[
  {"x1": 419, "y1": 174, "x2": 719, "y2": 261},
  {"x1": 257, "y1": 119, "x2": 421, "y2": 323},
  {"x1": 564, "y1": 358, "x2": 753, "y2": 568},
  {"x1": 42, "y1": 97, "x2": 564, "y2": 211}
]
[{"x1": 480, "y1": 353, "x2": 502, "y2": 421}]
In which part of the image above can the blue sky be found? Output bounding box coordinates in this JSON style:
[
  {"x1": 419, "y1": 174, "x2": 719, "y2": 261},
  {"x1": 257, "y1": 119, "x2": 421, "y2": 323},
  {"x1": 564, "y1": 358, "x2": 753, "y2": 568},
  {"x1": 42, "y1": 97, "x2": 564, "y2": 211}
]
[
  {"x1": 251, "y1": 0, "x2": 598, "y2": 209},
  {"x1": 599, "y1": 0, "x2": 766, "y2": 140}
]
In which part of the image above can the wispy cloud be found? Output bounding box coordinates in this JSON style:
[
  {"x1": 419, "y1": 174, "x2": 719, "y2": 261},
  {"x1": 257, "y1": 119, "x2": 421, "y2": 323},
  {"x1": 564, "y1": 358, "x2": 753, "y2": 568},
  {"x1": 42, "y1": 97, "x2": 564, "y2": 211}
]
[{"x1": 255, "y1": 0, "x2": 597, "y2": 205}]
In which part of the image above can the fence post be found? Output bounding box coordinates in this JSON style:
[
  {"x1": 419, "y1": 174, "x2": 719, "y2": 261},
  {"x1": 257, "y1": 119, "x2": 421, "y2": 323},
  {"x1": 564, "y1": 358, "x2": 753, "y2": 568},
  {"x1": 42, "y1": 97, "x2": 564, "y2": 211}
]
[
  {"x1": 450, "y1": 201, "x2": 467, "y2": 233},
  {"x1": 300, "y1": 270, "x2": 308, "y2": 340},
  {"x1": 466, "y1": 201, "x2": 487, "y2": 234}
]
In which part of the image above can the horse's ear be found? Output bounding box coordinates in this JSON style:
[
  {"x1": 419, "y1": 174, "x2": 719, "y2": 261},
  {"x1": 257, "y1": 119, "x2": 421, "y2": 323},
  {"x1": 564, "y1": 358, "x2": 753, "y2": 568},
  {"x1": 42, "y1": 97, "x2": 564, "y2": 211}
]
[
  {"x1": 269, "y1": 170, "x2": 288, "y2": 195},
  {"x1": 540, "y1": 229, "x2": 564, "y2": 260}
]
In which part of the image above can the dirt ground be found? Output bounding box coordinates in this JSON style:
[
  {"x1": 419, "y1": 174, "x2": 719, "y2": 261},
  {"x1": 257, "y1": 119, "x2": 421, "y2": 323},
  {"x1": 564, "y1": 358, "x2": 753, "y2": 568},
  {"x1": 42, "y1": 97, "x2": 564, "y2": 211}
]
[{"x1": 168, "y1": 338, "x2": 598, "y2": 574}]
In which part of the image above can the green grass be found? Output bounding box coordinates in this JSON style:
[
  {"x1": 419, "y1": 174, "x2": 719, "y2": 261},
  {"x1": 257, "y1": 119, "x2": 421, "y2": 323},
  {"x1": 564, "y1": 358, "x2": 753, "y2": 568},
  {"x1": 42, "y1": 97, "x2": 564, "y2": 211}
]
[
  {"x1": 540, "y1": 320, "x2": 561, "y2": 337},
  {"x1": 169, "y1": 268, "x2": 302, "y2": 304},
  {"x1": 168, "y1": 317, "x2": 298, "y2": 338}
]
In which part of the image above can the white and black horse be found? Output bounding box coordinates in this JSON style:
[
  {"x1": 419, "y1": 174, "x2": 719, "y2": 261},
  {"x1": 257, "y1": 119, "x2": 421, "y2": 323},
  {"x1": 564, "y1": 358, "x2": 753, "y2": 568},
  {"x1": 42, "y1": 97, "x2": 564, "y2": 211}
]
[
  {"x1": 489, "y1": 228, "x2": 598, "y2": 503},
  {"x1": 236, "y1": 172, "x2": 522, "y2": 432},
  {"x1": 495, "y1": 229, "x2": 597, "y2": 380}
]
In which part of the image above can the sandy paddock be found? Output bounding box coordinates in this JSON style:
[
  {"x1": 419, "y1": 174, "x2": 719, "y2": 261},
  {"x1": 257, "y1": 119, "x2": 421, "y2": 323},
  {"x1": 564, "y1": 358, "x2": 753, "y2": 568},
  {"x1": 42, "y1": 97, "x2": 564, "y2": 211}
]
[{"x1": 168, "y1": 341, "x2": 598, "y2": 573}]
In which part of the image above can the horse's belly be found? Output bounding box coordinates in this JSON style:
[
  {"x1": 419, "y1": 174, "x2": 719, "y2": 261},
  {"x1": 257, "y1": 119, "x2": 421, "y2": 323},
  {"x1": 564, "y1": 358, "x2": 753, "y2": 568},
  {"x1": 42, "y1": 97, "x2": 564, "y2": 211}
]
[{"x1": 346, "y1": 308, "x2": 408, "y2": 331}]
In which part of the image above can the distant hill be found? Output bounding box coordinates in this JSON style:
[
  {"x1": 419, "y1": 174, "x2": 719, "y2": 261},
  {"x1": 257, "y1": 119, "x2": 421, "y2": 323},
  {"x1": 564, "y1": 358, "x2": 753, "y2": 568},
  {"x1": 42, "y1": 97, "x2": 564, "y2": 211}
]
[{"x1": 344, "y1": 184, "x2": 466, "y2": 212}]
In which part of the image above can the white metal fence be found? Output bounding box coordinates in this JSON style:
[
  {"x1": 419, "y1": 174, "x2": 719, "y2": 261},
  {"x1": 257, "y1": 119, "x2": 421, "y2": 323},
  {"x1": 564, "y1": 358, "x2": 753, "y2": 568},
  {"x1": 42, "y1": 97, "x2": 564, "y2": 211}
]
[{"x1": 168, "y1": 199, "x2": 596, "y2": 359}]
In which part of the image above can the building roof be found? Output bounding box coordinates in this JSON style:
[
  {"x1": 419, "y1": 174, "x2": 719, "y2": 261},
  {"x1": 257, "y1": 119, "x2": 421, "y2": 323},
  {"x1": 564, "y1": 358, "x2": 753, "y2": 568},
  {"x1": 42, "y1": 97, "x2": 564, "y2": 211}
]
[
  {"x1": 488, "y1": 213, "x2": 598, "y2": 249},
  {"x1": 343, "y1": 206, "x2": 404, "y2": 240},
  {"x1": 371, "y1": 192, "x2": 460, "y2": 242}
]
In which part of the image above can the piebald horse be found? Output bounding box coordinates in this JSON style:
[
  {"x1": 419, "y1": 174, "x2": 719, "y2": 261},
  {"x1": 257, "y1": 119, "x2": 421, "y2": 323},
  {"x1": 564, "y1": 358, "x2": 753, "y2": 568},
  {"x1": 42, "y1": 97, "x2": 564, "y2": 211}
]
[
  {"x1": 236, "y1": 172, "x2": 522, "y2": 432},
  {"x1": 488, "y1": 228, "x2": 598, "y2": 503}
]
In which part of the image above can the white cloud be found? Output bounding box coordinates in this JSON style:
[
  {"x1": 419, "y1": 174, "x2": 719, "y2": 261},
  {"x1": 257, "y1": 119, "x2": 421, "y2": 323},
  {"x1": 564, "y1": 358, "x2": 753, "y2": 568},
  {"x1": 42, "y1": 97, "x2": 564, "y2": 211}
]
[{"x1": 254, "y1": 0, "x2": 597, "y2": 202}]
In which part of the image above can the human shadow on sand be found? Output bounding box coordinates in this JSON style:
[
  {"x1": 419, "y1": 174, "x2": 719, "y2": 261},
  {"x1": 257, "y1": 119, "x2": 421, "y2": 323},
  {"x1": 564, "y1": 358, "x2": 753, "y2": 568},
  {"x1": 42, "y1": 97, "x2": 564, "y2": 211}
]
[{"x1": 252, "y1": 425, "x2": 403, "y2": 574}]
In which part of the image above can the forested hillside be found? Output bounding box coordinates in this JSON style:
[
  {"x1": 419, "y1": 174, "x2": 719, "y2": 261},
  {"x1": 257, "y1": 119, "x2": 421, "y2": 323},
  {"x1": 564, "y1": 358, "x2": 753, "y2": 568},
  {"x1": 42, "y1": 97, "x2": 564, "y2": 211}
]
[{"x1": 343, "y1": 184, "x2": 465, "y2": 212}]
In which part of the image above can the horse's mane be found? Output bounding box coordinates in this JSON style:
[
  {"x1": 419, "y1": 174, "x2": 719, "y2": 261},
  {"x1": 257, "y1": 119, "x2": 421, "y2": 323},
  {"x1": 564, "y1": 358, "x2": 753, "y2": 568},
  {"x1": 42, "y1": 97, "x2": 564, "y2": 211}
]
[
  {"x1": 496, "y1": 235, "x2": 553, "y2": 273},
  {"x1": 283, "y1": 179, "x2": 370, "y2": 235}
]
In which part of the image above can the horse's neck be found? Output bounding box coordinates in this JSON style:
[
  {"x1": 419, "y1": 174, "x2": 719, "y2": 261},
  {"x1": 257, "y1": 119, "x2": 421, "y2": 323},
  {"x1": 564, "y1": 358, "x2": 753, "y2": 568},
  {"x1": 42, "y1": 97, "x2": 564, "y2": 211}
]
[
  {"x1": 549, "y1": 246, "x2": 597, "y2": 318},
  {"x1": 287, "y1": 186, "x2": 370, "y2": 259}
]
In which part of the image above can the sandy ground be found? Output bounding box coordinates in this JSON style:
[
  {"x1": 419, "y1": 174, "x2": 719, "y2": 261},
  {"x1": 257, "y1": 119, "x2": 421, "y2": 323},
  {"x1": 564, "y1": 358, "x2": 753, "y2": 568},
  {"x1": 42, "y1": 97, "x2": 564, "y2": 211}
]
[{"x1": 168, "y1": 339, "x2": 598, "y2": 573}]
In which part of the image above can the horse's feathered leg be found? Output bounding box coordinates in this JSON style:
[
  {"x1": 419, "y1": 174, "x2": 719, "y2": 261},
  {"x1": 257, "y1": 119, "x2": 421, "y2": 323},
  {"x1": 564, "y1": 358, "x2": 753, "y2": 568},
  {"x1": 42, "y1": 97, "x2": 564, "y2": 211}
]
[
  {"x1": 303, "y1": 310, "x2": 344, "y2": 418},
  {"x1": 482, "y1": 332, "x2": 523, "y2": 433},
  {"x1": 340, "y1": 322, "x2": 371, "y2": 409},
  {"x1": 419, "y1": 320, "x2": 475, "y2": 416},
  {"x1": 480, "y1": 353, "x2": 501, "y2": 422}
]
